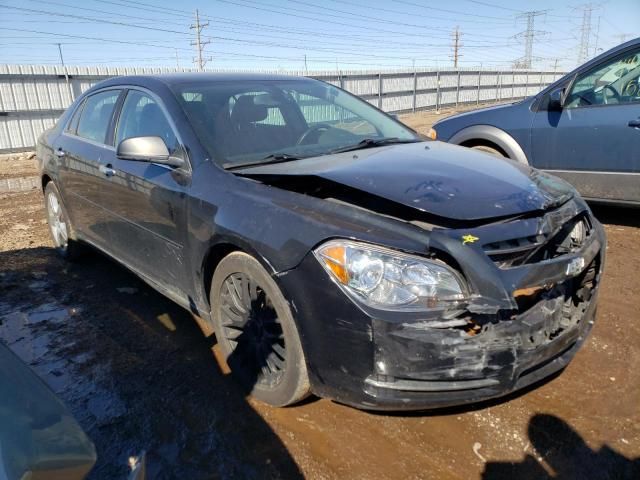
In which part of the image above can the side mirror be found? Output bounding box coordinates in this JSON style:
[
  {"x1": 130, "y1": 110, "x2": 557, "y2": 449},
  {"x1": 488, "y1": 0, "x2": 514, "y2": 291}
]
[
  {"x1": 116, "y1": 136, "x2": 185, "y2": 168},
  {"x1": 548, "y1": 88, "x2": 565, "y2": 111}
]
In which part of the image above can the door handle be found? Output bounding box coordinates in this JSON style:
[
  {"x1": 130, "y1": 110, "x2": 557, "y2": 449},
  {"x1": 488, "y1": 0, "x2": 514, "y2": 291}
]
[
  {"x1": 629, "y1": 119, "x2": 640, "y2": 129},
  {"x1": 99, "y1": 164, "x2": 116, "y2": 177},
  {"x1": 55, "y1": 148, "x2": 65, "y2": 157}
]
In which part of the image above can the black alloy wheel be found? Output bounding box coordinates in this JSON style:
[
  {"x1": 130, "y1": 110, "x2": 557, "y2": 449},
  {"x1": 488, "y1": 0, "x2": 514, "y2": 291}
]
[
  {"x1": 210, "y1": 252, "x2": 310, "y2": 406},
  {"x1": 219, "y1": 272, "x2": 287, "y2": 388}
]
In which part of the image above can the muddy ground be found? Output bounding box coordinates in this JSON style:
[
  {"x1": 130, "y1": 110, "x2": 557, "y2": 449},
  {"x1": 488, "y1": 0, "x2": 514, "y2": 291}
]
[{"x1": 1, "y1": 106, "x2": 639, "y2": 479}]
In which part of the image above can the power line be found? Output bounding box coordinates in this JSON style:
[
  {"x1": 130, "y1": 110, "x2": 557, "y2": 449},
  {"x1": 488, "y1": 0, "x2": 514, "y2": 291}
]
[
  {"x1": 461, "y1": 0, "x2": 523, "y2": 12},
  {"x1": 613, "y1": 33, "x2": 633, "y2": 44},
  {"x1": 210, "y1": 0, "x2": 513, "y2": 40},
  {"x1": 29, "y1": 0, "x2": 180, "y2": 25},
  {"x1": 391, "y1": 0, "x2": 517, "y2": 21},
  {"x1": 0, "y1": 5, "x2": 191, "y2": 36}
]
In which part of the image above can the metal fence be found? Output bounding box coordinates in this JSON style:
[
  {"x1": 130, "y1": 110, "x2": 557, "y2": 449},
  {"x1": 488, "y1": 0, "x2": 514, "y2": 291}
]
[{"x1": 0, "y1": 64, "x2": 564, "y2": 152}]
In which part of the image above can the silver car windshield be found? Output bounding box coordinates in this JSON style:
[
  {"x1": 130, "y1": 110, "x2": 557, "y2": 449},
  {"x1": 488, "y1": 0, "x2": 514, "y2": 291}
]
[{"x1": 172, "y1": 79, "x2": 420, "y2": 168}]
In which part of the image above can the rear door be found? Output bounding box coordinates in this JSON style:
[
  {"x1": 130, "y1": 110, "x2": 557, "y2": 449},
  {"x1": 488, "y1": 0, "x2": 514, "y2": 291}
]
[
  {"x1": 530, "y1": 46, "x2": 640, "y2": 203},
  {"x1": 99, "y1": 88, "x2": 191, "y2": 295},
  {"x1": 55, "y1": 88, "x2": 123, "y2": 248}
]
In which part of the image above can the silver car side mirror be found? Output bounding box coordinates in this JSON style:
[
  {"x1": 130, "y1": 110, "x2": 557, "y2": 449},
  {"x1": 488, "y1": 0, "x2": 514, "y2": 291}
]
[{"x1": 117, "y1": 136, "x2": 185, "y2": 168}]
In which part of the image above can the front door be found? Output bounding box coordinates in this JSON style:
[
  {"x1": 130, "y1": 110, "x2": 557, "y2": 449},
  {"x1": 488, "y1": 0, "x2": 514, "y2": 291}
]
[
  {"x1": 99, "y1": 89, "x2": 191, "y2": 295},
  {"x1": 531, "y1": 45, "x2": 640, "y2": 203}
]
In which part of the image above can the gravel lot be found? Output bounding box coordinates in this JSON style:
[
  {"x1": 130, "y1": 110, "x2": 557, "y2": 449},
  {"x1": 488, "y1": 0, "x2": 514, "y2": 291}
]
[{"x1": 1, "y1": 106, "x2": 639, "y2": 479}]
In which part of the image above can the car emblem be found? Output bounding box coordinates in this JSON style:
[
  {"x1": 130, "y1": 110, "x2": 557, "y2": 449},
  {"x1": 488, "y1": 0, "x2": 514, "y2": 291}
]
[
  {"x1": 462, "y1": 234, "x2": 479, "y2": 245},
  {"x1": 566, "y1": 256, "x2": 585, "y2": 277}
]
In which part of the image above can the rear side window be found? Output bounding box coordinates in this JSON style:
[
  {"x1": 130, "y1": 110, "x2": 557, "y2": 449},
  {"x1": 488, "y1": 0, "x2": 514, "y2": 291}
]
[
  {"x1": 115, "y1": 90, "x2": 178, "y2": 153},
  {"x1": 65, "y1": 99, "x2": 85, "y2": 134},
  {"x1": 76, "y1": 90, "x2": 121, "y2": 144}
]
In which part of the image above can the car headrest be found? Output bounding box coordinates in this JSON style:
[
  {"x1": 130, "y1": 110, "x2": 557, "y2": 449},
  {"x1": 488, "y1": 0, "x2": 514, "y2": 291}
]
[
  {"x1": 138, "y1": 103, "x2": 169, "y2": 136},
  {"x1": 231, "y1": 95, "x2": 268, "y2": 125},
  {"x1": 98, "y1": 103, "x2": 113, "y2": 125},
  {"x1": 184, "y1": 101, "x2": 210, "y2": 121}
]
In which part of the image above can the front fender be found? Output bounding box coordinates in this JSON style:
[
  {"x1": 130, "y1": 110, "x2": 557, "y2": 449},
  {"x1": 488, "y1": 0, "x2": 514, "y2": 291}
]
[{"x1": 449, "y1": 125, "x2": 529, "y2": 165}]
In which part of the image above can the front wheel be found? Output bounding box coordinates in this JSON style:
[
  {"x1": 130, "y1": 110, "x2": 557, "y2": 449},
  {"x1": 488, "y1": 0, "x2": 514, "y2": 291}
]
[
  {"x1": 44, "y1": 181, "x2": 84, "y2": 260},
  {"x1": 210, "y1": 252, "x2": 310, "y2": 406}
]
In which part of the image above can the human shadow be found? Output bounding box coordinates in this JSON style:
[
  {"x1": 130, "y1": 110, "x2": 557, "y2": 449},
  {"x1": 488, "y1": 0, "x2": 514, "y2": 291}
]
[
  {"x1": 483, "y1": 413, "x2": 640, "y2": 479},
  {"x1": 0, "y1": 246, "x2": 303, "y2": 479}
]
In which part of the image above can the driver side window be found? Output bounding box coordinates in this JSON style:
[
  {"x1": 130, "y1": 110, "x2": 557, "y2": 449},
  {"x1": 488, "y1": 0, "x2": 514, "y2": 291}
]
[
  {"x1": 115, "y1": 90, "x2": 178, "y2": 153},
  {"x1": 567, "y1": 48, "x2": 640, "y2": 108}
]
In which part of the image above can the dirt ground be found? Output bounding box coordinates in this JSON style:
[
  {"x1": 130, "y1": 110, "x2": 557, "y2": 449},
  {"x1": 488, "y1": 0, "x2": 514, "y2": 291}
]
[
  {"x1": 0, "y1": 152, "x2": 39, "y2": 180},
  {"x1": 1, "y1": 106, "x2": 639, "y2": 479}
]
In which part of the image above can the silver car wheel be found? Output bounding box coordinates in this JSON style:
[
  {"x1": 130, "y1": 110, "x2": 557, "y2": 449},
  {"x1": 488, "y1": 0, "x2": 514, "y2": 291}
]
[{"x1": 46, "y1": 190, "x2": 69, "y2": 249}]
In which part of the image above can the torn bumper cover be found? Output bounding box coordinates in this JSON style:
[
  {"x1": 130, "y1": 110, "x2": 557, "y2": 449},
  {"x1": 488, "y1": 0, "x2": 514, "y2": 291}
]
[
  {"x1": 366, "y1": 273, "x2": 600, "y2": 408},
  {"x1": 278, "y1": 200, "x2": 605, "y2": 410}
]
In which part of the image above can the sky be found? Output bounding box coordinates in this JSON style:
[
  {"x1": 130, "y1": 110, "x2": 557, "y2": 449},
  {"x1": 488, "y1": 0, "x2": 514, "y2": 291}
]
[{"x1": 0, "y1": 0, "x2": 638, "y2": 72}]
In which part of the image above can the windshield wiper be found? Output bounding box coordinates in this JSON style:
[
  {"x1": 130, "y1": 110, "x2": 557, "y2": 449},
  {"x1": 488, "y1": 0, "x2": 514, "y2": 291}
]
[
  {"x1": 329, "y1": 137, "x2": 420, "y2": 154},
  {"x1": 223, "y1": 153, "x2": 304, "y2": 170}
]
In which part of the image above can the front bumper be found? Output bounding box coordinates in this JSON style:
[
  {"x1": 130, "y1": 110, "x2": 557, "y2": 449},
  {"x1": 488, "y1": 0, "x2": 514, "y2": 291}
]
[{"x1": 277, "y1": 203, "x2": 605, "y2": 411}]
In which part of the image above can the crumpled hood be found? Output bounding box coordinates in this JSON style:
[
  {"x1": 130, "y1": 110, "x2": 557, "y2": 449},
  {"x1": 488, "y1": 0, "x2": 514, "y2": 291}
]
[{"x1": 235, "y1": 141, "x2": 574, "y2": 222}]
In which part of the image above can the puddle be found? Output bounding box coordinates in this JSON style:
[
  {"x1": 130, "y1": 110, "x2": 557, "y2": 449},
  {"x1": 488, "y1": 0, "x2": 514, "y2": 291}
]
[{"x1": 0, "y1": 253, "x2": 304, "y2": 479}]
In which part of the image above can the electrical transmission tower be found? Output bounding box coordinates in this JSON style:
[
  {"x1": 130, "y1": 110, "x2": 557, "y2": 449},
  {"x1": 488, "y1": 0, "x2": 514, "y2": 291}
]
[
  {"x1": 451, "y1": 26, "x2": 462, "y2": 68},
  {"x1": 577, "y1": 4, "x2": 595, "y2": 63},
  {"x1": 514, "y1": 10, "x2": 547, "y2": 69},
  {"x1": 190, "y1": 9, "x2": 211, "y2": 71}
]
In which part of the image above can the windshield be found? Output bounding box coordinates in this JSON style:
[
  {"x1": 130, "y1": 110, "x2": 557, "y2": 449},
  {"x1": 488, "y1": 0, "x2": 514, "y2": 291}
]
[{"x1": 172, "y1": 78, "x2": 420, "y2": 167}]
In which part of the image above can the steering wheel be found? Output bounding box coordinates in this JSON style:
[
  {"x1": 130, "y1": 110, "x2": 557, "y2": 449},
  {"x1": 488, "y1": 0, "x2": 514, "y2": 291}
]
[
  {"x1": 296, "y1": 123, "x2": 332, "y2": 145},
  {"x1": 602, "y1": 84, "x2": 620, "y2": 104},
  {"x1": 623, "y1": 79, "x2": 639, "y2": 97}
]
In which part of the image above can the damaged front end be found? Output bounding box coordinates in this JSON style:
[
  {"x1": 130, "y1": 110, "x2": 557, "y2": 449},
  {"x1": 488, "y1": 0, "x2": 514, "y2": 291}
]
[
  {"x1": 275, "y1": 194, "x2": 604, "y2": 410},
  {"x1": 364, "y1": 199, "x2": 605, "y2": 408},
  {"x1": 234, "y1": 149, "x2": 605, "y2": 409}
]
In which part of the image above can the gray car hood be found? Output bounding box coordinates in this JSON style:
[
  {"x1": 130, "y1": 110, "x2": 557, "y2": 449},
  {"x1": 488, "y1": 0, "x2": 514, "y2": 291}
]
[{"x1": 235, "y1": 141, "x2": 574, "y2": 222}]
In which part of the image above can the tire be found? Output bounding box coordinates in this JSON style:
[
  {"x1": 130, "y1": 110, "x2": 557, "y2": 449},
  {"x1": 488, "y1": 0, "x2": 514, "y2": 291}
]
[
  {"x1": 470, "y1": 145, "x2": 505, "y2": 157},
  {"x1": 44, "y1": 181, "x2": 84, "y2": 260},
  {"x1": 210, "y1": 252, "x2": 310, "y2": 406}
]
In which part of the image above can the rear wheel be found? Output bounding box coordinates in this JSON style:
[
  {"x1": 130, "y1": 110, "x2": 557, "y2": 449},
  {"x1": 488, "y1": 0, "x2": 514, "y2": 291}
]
[
  {"x1": 44, "y1": 182, "x2": 84, "y2": 260},
  {"x1": 210, "y1": 252, "x2": 310, "y2": 406},
  {"x1": 470, "y1": 144, "x2": 505, "y2": 157}
]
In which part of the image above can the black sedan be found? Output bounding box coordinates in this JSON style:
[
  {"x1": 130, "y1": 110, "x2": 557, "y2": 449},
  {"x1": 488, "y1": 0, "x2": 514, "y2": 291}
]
[{"x1": 37, "y1": 74, "x2": 605, "y2": 410}]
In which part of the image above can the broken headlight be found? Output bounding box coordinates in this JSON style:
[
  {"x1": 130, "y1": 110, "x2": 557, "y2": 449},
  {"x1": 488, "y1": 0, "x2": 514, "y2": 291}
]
[{"x1": 314, "y1": 240, "x2": 467, "y2": 311}]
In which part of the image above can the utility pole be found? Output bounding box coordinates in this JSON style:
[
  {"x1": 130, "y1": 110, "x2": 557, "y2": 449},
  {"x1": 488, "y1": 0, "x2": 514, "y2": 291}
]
[
  {"x1": 190, "y1": 9, "x2": 210, "y2": 71},
  {"x1": 56, "y1": 42, "x2": 72, "y2": 98},
  {"x1": 451, "y1": 26, "x2": 462, "y2": 69},
  {"x1": 577, "y1": 4, "x2": 594, "y2": 63},
  {"x1": 514, "y1": 10, "x2": 546, "y2": 69},
  {"x1": 56, "y1": 42, "x2": 65, "y2": 68},
  {"x1": 175, "y1": 49, "x2": 180, "y2": 69},
  {"x1": 304, "y1": 54, "x2": 308, "y2": 75}
]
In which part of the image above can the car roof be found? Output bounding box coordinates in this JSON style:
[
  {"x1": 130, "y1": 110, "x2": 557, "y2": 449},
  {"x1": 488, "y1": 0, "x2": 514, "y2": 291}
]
[{"x1": 92, "y1": 72, "x2": 314, "y2": 92}]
